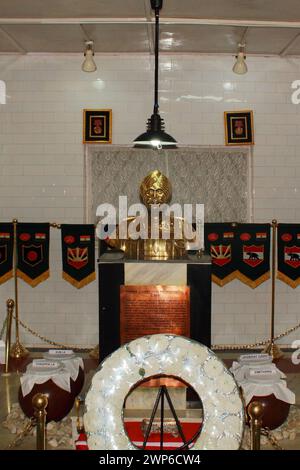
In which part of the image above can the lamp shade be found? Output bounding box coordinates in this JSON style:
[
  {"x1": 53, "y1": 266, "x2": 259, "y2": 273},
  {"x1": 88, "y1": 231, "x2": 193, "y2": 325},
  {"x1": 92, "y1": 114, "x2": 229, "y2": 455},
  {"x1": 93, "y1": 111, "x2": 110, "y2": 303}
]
[
  {"x1": 133, "y1": 113, "x2": 177, "y2": 149},
  {"x1": 233, "y1": 51, "x2": 247, "y2": 75},
  {"x1": 82, "y1": 48, "x2": 97, "y2": 73}
]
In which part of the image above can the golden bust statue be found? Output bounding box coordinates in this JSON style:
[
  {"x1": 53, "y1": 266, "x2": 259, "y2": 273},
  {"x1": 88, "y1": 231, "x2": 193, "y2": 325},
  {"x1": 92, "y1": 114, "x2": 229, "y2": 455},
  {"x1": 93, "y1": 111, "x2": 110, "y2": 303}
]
[
  {"x1": 105, "y1": 170, "x2": 195, "y2": 260},
  {"x1": 140, "y1": 170, "x2": 172, "y2": 208}
]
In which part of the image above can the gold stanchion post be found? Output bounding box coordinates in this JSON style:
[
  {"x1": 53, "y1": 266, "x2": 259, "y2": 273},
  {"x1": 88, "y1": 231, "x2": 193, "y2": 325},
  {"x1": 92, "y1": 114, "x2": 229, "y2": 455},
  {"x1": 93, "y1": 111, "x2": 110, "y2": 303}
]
[
  {"x1": 10, "y1": 219, "x2": 29, "y2": 359},
  {"x1": 263, "y1": 219, "x2": 283, "y2": 360},
  {"x1": 248, "y1": 401, "x2": 264, "y2": 450},
  {"x1": 32, "y1": 393, "x2": 48, "y2": 450},
  {"x1": 4, "y1": 299, "x2": 14, "y2": 375}
]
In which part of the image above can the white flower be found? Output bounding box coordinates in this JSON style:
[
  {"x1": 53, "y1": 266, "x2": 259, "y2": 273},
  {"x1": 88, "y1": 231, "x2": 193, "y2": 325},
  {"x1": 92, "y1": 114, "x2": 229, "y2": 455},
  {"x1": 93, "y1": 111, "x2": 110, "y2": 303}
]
[
  {"x1": 203, "y1": 358, "x2": 224, "y2": 377},
  {"x1": 226, "y1": 396, "x2": 243, "y2": 414},
  {"x1": 190, "y1": 344, "x2": 209, "y2": 363},
  {"x1": 148, "y1": 335, "x2": 169, "y2": 355},
  {"x1": 223, "y1": 415, "x2": 242, "y2": 434},
  {"x1": 128, "y1": 337, "x2": 149, "y2": 358},
  {"x1": 144, "y1": 356, "x2": 160, "y2": 373},
  {"x1": 216, "y1": 436, "x2": 239, "y2": 450},
  {"x1": 219, "y1": 373, "x2": 236, "y2": 394},
  {"x1": 169, "y1": 336, "x2": 192, "y2": 356}
]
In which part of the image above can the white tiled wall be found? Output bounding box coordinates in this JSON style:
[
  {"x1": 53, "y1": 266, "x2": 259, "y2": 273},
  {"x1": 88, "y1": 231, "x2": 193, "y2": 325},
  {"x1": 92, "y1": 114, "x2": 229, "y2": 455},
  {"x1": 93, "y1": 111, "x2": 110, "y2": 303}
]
[{"x1": 1, "y1": 53, "x2": 300, "y2": 348}]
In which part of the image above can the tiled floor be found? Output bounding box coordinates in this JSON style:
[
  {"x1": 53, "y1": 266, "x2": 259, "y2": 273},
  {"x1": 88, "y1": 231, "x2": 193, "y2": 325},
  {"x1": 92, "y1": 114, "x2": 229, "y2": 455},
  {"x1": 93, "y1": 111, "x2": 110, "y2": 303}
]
[{"x1": 1, "y1": 351, "x2": 299, "y2": 451}]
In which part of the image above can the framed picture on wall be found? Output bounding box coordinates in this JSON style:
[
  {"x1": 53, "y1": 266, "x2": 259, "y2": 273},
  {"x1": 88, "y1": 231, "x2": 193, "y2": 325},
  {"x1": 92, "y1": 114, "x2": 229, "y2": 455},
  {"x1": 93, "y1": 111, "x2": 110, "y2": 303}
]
[
  {"x1": 224, "y1": 110, "x2": 254, "y2": 146},
  {"x1": 83, "y1": 109, "x2": 112, "y2": 144}
]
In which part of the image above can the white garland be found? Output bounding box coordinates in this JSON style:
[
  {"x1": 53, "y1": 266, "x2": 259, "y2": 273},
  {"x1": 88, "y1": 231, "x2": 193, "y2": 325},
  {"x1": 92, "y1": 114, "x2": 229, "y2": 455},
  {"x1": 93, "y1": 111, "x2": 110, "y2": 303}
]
[{"x1": 84, "y1": 334, "x2": 244, "y2": 450}]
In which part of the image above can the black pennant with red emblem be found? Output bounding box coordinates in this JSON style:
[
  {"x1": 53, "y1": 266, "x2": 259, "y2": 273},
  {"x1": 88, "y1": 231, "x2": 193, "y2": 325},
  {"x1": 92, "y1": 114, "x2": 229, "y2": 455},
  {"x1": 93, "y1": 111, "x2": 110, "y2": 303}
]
[
  {"x1": 17, "y1": 223, "x2": 50, "y2": 287},
  {"x1": 0, "y1": 223, "x2": 14, "y2": 284},
  {"x1": 277, "y1": 224, "x2": 300, "y2": 288},
  {"x1": 61, "y1": 224, "x2": 95, "y2": 288},
  {"x1": 235, "y1": 224, "x2": 271, "y2": 288},
  {"x1": 204, "y1": 223, "x2": 238, "y2": 286}
]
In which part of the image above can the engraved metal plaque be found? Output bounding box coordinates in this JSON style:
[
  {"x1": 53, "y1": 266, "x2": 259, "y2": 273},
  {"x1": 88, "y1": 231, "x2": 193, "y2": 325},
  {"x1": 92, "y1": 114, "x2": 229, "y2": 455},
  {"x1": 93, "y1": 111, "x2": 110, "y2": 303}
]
[{"x1": 120, "y1": 285, "x2": 190, "y2": 344}]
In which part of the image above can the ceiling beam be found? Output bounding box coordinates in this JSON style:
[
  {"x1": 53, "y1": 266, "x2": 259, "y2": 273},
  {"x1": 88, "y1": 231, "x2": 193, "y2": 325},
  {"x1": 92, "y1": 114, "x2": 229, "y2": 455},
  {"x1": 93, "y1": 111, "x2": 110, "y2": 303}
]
[
  {"x1": 80, "y1": 24, "x2": 92, "y2": 41},
  {"x1": 0, "y1": 25, "x2": 27, "y2": 53},
  {"x1": 280, "y1": 31, "x2": 300, "y2": 56},
  {"x1": 143, "y1": 0, "x2": 154, "y2": 54},
  {"x1": 1, "y1": 17, "x2": 300, "y2": 29}
]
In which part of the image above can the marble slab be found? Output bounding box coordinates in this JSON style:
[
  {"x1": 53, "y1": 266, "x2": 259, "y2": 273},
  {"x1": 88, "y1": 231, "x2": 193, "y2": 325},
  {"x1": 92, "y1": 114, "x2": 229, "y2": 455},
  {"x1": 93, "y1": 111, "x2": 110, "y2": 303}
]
[{"x1": 125, "y1": 263, "x2": 187, "y2": 285}]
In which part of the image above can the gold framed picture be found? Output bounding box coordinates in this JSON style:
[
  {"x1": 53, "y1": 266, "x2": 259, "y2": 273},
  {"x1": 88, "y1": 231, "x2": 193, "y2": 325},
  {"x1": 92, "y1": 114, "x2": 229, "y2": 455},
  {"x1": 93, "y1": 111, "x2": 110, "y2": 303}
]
[
  {"x1": 83, "y1": 109, "x2": 112, "y2": 144},
  {"x1": 224, "y1": 110, "x2": 254, "y2": 146}
]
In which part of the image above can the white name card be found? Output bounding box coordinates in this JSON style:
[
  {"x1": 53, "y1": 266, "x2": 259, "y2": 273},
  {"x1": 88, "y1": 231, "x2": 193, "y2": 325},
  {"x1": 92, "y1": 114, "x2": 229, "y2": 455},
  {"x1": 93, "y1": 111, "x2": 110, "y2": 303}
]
[
  {"x1": 239, "y1": 354, "x2": 271, "y2": 362},
  {"x1": 249, "y1": 368, "x2": 276, "y2": 376},
  {"x1": 32, "y1": 360, "x2": 60, "y2": 369},
  {"x1": 48, "y1": 349, "x2": 74, "y2": 355}
]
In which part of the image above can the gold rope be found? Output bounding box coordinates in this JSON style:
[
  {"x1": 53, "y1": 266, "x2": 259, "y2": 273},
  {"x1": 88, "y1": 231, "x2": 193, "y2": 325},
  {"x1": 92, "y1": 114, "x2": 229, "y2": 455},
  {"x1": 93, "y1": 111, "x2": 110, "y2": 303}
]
[
  {"x1": 12, "y1": 312, "x2": 92, "y2": 352},
  {"x1": 11, "y1": 310, "x2": 300, "y2": 352},
  {"x1": 212, "y1": 320, "x2": 300, "y2": 350},
  {"x1": 5, "y1": 417, "x2": 36, "y2": 450},
  {"x1": 261, "y1": 428, "x2": 284, "y2": 451}
]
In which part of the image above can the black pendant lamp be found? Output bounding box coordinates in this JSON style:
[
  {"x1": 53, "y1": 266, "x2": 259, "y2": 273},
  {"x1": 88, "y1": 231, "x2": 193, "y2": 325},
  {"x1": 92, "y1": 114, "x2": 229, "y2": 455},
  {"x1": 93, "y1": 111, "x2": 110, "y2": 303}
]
[{"x1": 134, "y1": 0, "x2": 177, "y2": 149}]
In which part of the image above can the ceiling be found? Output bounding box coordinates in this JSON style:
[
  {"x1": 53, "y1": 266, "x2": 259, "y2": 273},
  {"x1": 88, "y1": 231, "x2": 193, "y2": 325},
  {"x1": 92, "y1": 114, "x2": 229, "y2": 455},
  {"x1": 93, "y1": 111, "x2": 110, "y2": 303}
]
[{"x1": 1, "y1": 0, "x2": 300, "y2": 56}]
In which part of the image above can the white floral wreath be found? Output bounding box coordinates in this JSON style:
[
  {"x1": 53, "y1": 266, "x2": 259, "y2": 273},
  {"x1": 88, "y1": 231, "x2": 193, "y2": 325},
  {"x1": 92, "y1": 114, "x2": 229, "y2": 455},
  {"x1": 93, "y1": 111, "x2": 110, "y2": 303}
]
[{"x1": 84, "y1": 334, "x2": 244, "y2": 450}]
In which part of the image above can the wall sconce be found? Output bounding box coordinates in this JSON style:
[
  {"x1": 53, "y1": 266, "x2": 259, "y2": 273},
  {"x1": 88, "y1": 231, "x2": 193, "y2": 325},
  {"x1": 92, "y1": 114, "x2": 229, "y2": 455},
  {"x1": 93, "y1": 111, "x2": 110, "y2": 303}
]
[
  {"x1": 82, "y1": 40, "x2": 97, "y2": 73},
  {"x1": 233, "y1": 43, "x2": 248, "y2": 75}
]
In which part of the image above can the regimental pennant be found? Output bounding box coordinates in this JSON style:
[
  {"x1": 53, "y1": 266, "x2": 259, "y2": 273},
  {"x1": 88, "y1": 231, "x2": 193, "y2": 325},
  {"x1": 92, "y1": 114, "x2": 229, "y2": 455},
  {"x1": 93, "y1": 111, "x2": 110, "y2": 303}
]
[
  {"x1": 278, "y1": 224, "x2": 300, "y2": 288},
  {"x1": 61, "y1": 224, "x2": 95, "y2": 289},
  {"x1": 0, "y1": 223, "x2": 14, "y2": 284},
  {"x1": 17, "y1": 223, "x2": 50, "y2": 287},
  {"x1": 236, "y1": 223, "x2": 270, "y2": 289},
  {"x1": 204, "y1": 223, "x2": 238, "y2": 286}
]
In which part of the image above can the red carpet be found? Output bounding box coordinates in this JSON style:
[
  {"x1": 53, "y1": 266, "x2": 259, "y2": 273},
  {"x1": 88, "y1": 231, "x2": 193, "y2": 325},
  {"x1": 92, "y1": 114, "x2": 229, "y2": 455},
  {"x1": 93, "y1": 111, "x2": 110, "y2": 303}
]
[{"x1": 124, "y1": 419, "x2": 202, "y2": 450}]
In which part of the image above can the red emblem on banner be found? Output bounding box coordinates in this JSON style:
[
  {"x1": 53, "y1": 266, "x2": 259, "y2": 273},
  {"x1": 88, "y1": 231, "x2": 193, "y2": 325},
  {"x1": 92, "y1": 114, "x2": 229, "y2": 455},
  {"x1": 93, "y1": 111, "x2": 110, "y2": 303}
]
[
  {"x1": 240, "y1": 233, "x2": 251, "y2": 241},
  {"x1": 284, "y1": 246, "x2": 300, "y2": 268},
  {"x1": 64, "y1": 235, "x2": 75, "y2": 245},
  {"x1": 19, "y1": 233, "x2": 31, "y2": 242},
  {"x1": 281, "y1": 233, "x2": 292, "y2": 242},
  {"x1": 208, "y1": 233, "x2": 218, "y2": 242},
  {"x1": 243, "y1": 245, "x2": 264, "y2": 267},
  {"x1": 210, "y1": 244, "x2": 231, "y2": 267},
  {"x1": 67, "y1": 247, "x2": 88, "y2": 270},
  {"x1": 22, "y1": 244, "x2": 43, "y2": 267}
]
